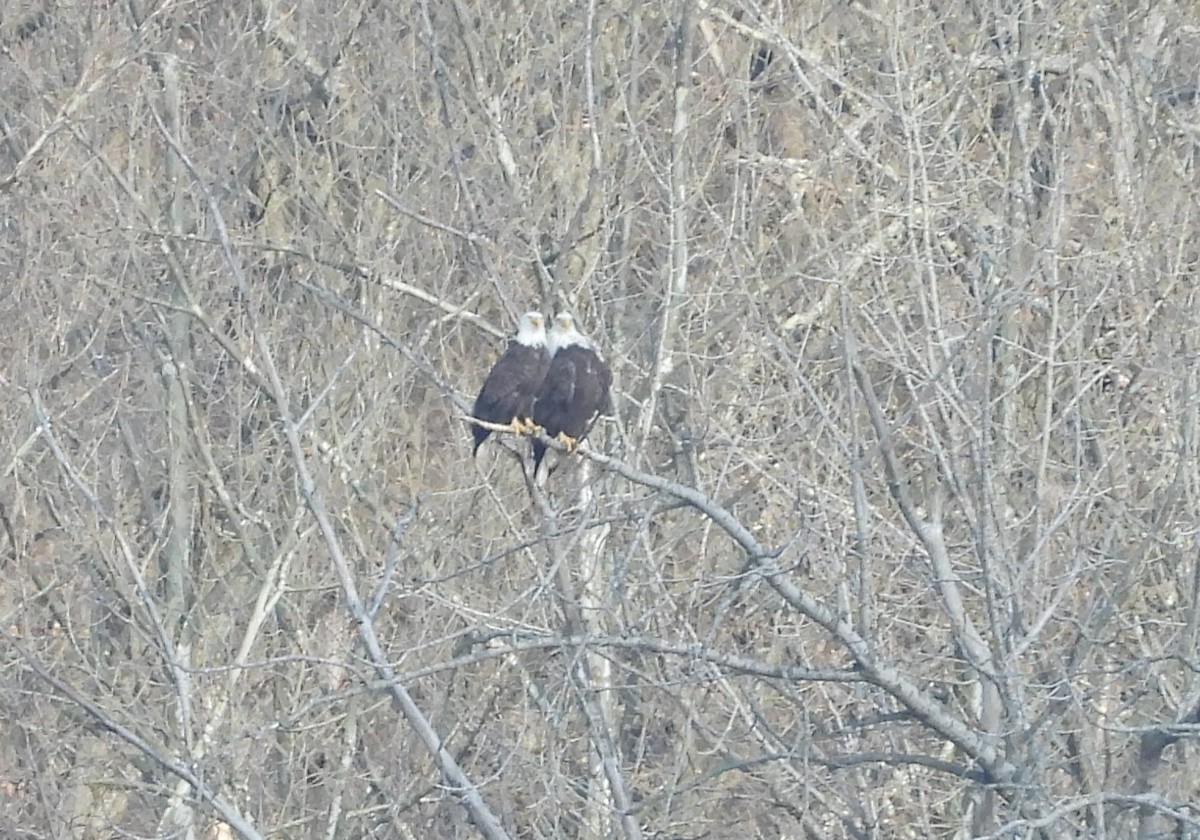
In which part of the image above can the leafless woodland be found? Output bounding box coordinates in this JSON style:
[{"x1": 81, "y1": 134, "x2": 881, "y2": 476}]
[{"x1": 2, "y1": 1, "x2": 1199, "y2": 838}]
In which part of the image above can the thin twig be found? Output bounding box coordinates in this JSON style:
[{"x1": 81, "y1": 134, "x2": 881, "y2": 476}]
[{"x1": 367, "y1": 498, "x2": 422, "y2": 620}]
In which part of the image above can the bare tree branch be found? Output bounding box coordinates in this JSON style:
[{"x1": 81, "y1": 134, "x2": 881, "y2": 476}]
[{"x1": 152, "y1": 109, "x2": 514, "y2": 840}]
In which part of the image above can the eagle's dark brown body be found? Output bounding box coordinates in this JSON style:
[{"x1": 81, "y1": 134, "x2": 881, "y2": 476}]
[
  {"x1": 531, "y1": 314, "x2": 612, "y2": 476},
  {"x1": 471, "y1": 313, "x2": 550, "y2": 455}
]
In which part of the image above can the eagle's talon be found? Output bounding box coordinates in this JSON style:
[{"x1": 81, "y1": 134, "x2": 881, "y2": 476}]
[{"x1": 557, "y1": 433, "x2": 580, "y2": 454}]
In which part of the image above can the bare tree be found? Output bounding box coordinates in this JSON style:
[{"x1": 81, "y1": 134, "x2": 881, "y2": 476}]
[{"x1": 2, "y1": 0, "x2": 1199, "y2": 838}]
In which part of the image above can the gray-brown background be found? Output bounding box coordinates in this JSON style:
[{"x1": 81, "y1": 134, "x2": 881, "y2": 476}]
[{"x1": 2, "y1": 1, "x2": 1198, "y2": 837}]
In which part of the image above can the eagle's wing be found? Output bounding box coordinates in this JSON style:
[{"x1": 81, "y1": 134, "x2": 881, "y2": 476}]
[
  {"x1": 478, "y1": 348, "x2": 541, "y2": 411},
  {"x1": 591, "y1": 356, "x2": 613, "y2": 415},
  {"x1": 532, "y1": 356, "x2": 579, "y2": 439},
  {"x1": 544, "y1": 357, "x2": 578, "y2": 410}
]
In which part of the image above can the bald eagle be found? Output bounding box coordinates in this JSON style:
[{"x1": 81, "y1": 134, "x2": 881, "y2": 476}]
[
  {"x1": 471, "y1": 312, "x2": 551, "y2": 455},
  {"x1": 531, "y1": 313, "x2": 612, "y2": 476}
]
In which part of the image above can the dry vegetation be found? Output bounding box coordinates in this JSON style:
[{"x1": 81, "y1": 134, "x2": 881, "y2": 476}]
[{"x1": 2, "y1": 0, "x2": 1199, "y2": 838}]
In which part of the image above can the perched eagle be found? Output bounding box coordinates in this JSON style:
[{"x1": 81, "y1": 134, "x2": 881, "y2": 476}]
[
  {"x1": 531, "y1": 312, "x2": 613, "y2": 476},
  {"x1": 471, "y1": 312, "x2": 551, "y2": 455}
]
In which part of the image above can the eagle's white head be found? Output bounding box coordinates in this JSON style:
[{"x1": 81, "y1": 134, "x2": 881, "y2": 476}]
[
  {"x1": 515, "y1": 311, "x2": 548, "y2": 348},
  {"x1": 548, "y1": 312, "x2": 593, "y2": 355}
]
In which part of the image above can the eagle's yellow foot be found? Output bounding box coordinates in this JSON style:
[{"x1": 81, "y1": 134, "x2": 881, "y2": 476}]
[
  {"x1": 557, "y1": 433, "x2": 580, "y2": 454},
  {"x1": 508, "y1": 418, "x2": 527, "y2": 435}
]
